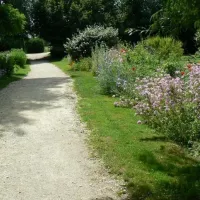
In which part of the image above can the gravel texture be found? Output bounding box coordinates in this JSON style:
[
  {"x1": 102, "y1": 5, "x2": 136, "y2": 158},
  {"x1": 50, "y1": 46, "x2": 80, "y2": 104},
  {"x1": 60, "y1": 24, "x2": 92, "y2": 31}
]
[{"x1": 0, "y1": 53, "x2": 125, "y2": 200}]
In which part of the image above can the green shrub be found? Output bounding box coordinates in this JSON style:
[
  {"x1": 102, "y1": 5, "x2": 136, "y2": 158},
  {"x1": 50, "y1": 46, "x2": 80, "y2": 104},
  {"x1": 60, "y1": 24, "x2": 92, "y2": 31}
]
[
  {"x1": 0, "y1": 36, "x2": 25, "y2": 51},
  {"x1": 124, "y1": 37, "x2": 184, "y2": 77},
  {"x1": 26, "y1": 38, "x2": 45, "y2": 53},
  {"x1": 50, "y1": 45, "x2": 65, "y2": 58},
  {"x1": 0, "y1": 49, "x2": 26, "y2": 75},
  {"x1": 65, "y1": 26, "x2": 119, "y2": 60},
  {"x1": 0, "y1": 52, "x2": 7, "y2": 70},
  {"x1": 125, "y1": 44, "x2": 160, "y2": 77},
  {"x1": 0, "y1": 51, "x2": 14, "y2": 75},
  {"x1": 72, "y1": 57, "x2": 92, "y2": 71},
  {"x1": 6, "y1": 53, "x2": 15, "y2": 75},
  {"x1": 10, "y1": 49, "x2": 27, "y2": 68},
  {"x1": 141, "y1": 36, "x2": 183, "y2": 60}
]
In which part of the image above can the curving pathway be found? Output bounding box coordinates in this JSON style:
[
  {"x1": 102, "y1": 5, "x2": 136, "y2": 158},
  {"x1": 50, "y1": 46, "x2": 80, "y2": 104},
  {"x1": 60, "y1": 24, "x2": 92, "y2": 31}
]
[{"x1": 0, "y1": 53, "x2": 124, "y2": 200}]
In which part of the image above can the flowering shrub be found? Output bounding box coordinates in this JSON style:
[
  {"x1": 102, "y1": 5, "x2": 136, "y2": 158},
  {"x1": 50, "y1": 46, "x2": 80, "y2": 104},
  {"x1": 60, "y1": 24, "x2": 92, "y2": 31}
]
[
  {"x1": 125, "y1": 37, "x2": 184, "y2": 77},
  {"x1": 65, "y1": 26, "x2": 118, "y2": 60},
  {"x1": 134, "y1": 65, "x2": 200, "y2": 145},
  {"x1": 93, "y1": 45, "x2": 135, "y2": 95}
]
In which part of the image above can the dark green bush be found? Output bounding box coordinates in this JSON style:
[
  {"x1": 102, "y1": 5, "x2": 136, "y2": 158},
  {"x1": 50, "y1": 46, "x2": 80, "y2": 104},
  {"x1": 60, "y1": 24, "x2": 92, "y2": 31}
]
[
  {"x1": 10, "y1": 49, "x2": 27, "y2": 68},
  {"x1": 6, "y1": 53, "x2": 15, "y2": 75},
  {"x1": 0, "y1": 52, "x2": 7, "y2": 70},
  {"x1": 65, "y1": 26, "x2": 119, "y2": 60},
  {"x1": 50, "y1": 45, "x2": 65, "y2": 58},
  {"x1": 26, "y1": 38, "x2": 45, "y2": 53},
  {"x1": 0, "y1": 36, "x2": 26, "y2": 51}
]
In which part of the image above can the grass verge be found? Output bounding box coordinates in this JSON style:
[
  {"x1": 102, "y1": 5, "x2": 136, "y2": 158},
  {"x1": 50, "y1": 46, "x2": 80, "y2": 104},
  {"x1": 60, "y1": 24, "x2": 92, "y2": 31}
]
[
  {"x1": 53, "y1": 58, "x2": 200, "y2": 200},
  {"x1": 0, "y1": 65, "x2": 30, "y2": 90}
]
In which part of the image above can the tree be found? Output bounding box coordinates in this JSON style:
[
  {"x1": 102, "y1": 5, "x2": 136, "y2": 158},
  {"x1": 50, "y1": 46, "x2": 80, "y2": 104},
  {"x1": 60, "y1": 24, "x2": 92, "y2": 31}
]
[
  {"x1": 0, "y1": 4, "x2": 26, "y2": 36},
  {"x1": 31, "y1": 0, "x2": 119, "y2": 56},
  {"x1": 117, "y1": 0, "x2": 162, "y2": 43},
  {"x1": 151, "y1": 0, "x2": 200, "y2": 52}
]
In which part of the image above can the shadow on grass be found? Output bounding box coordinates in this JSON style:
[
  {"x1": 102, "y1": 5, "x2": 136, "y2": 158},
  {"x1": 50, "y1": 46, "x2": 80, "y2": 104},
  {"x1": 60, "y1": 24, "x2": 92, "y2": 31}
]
[
  {"x1": 127, "y1": 148, "x2": 200, "y2": 200},
  {"x1": 140, "y1": 136, "x2": 168, "y2": 142}
]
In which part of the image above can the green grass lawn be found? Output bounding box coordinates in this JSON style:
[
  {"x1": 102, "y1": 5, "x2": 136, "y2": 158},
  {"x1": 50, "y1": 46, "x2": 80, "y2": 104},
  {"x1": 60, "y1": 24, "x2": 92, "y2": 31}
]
[
  {"x1": 0, "y1": 65, "x2": 30, "y2": 90},
  {"x1": 53, "y1": 58, "x2": 200, "y2": 200}
]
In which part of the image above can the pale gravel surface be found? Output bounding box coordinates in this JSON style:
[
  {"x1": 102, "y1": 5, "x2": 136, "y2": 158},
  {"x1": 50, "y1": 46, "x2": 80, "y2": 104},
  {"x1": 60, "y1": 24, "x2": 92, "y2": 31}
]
[{"x1": 0, "y1": 53, "x2": 125, "y2": 200}]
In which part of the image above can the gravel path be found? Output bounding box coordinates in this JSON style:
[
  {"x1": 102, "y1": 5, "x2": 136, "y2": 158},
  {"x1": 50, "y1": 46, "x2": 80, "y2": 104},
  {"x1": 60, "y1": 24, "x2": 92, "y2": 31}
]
[{"x1": 0, "y1": 53, "x2": 124, "y2": 200}]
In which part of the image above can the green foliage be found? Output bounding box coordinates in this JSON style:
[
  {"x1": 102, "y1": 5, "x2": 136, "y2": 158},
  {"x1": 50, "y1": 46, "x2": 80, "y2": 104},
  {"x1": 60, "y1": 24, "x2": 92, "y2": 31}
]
[
  {"x1": 195, "y1": 29, "x2": 200, "y2": 47},
  {"x1": 9, "y1": 49, "x2": 27, "y2": 68},
  {"x1": 32, "y1": 0, "x2": 71, "y2": 56},
  {"x1": 119, "y1": 0, "x2": 162, "y2": 41},
  {"x1": 151, "y1": 0, "x2": 200, "y2": 35},
  {"x1": 65, "y1": 26, "x2": 119, "y2": 59},
  {"x1": 4, "y1": 53, "x2": 15, "y2": 75},
  {"x1": 50, "y1": 46, "x2": 65, "y2": 58},
  {"x1": 26, "y1": 38, "x2": 45, "y2": 53},
  {"x1": 141, "y1": 36, "x2": 183, "y2": 60},
  {"x1": 0, "y1": 49, "x2": 27, "y2": 75},
  {"x1": 72, "y1": 57, "x2": 92, "y2": 71},
  {"x1": 0, "y1": 35, "x2": 26, "y2": 51},
  {"x1": 91, "y1": 37, "x2": 184, "y2": 97},
  {"x1": 0, "y1": 4, "x2": 26, "y2": 36},
  {"x1": 125, "y1": 37, "x2": 184, "y2": 77},
  {"x1": 0, "y1": 52, "x2": 8, "y2": 70}
]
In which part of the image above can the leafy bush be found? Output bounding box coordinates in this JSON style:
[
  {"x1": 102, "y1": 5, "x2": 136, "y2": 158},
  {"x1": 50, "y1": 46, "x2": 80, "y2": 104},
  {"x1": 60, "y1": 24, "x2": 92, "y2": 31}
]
[
  {"x1": 72, "y1": 57, "x2": 92, "y2": 71},
  {"x1": 6, "y1": 53, "x2": 16, "y2": 75},
  {"x1": 124, "y1": 37, "x2": 184, "y2": 77},
  {"x1": 134, "y1": 66, "x2": 200, "y2": 145},
  {"x1": 26, "y1": 38, "x2": 45, "y2": 53},
  {"x1": 50, "y1": 45, "x2": 65, "y2": 58},
  {"x1": 125, "y1": 44, "x2": 160, "y2": 77},
  {"x1": 0, "y1": 49, "x2": 27, "y2": 75},
  {"x1": 0, "y1": 51, "x2": 15, "y2": 75},
  {"x1": 10, "y1": 49, "x2": 27, "y2": 68},
  {"x1": 0, "y1": 36, "x2": 26, "y2": 51},
  {"x1": 0, "y1": 52, "x2": 7, "y2": 70},
  {"x1": 141, "y1": 36, "x2": 184, "y2": 60},
  {"x1": 65, "y1": 26, "x2": 119, "y2": 60}
]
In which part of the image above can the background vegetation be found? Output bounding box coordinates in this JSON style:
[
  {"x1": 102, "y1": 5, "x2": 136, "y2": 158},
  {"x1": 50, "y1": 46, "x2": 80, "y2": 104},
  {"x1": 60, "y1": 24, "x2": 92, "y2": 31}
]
[{"x1": 1, "y1": 0, "x2": 200, "y2": 199}]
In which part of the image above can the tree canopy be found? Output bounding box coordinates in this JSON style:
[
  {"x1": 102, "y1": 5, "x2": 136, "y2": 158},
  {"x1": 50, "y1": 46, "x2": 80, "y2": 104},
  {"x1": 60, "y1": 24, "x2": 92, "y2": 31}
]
[{"x1": 0, "y1": 4, "x2": 26, "y2": 36}]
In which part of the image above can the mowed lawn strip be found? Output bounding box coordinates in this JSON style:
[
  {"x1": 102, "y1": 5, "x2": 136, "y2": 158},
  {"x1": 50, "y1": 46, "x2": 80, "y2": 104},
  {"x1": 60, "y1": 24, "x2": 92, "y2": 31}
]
[
  {"x1": 0, "y1": 65, "x2": 30, "y2": 90},
  {"x1": 53, "y1": 58, "x2": 200, "y2": 200}
]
